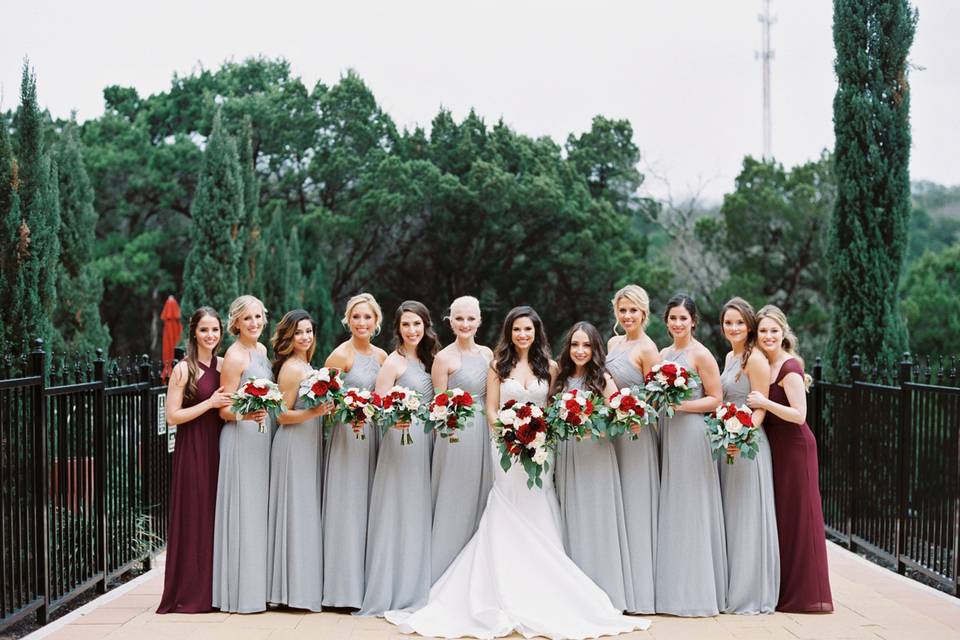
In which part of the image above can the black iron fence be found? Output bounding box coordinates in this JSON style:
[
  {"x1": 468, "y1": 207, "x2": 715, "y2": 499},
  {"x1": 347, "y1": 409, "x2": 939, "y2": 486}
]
[
  {"x1": 810, "y1": 354, "x2": 960, "y2": 596},
  {"x1": 0, "y1": 340, "x2": 175, "y2": 630}
]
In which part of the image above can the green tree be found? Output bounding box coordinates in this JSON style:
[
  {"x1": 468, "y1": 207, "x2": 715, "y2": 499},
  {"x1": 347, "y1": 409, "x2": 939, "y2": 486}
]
[
  {"x1": 304, "y1": 255, "x2": 338, "y2": 359},
  {"x1": 181, "y1": 110, "x2": 244, "y2": 317},
  {"x1": 0, "y1": 121, "x2": 21, "y2": 354},
  {"x1": 695, "y1": 154, "x2": 834, "y2": 356},
  {"x1": 238, "y1": 116, "x2": 263, "y2": 294},
  {"x1": 7, "y1": 63, "x2": 61, "y2": 353},
  {"x1": 901, "y1": 245, "x2": 960, "y2": 355},
  {"x1": 259, "y1": 203, "x2": 289, "y2": 334},
  {"x1": 827, "y1": 0, "x2": 917, "y2": 378},
  {"x1": 284, "y1": 225, "x2": 305, "y2": 310},
  {"x1": 54, "y1": 120, "x2": 111, "y2": 355}
]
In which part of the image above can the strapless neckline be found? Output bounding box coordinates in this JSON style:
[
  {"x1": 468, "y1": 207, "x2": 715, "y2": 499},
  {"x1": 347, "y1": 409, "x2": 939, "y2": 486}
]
[{"x1": 503, "y1": 376, "x2": 548, "y2": 393}]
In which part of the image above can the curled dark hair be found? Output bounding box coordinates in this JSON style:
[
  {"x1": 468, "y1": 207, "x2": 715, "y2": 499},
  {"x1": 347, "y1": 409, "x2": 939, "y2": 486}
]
[
  {"x1": 393, "y1": 300, "x2": 439, "y2": 370},
  {"x1": 271, "y1": 309, "x2": 316, "y2": 379},
  {"x1": 720, "y1": 297, "x2": 758, "y2": 380},
  {"x1": 663, "y1": 293, "x2": 699, "y2": 330},
  {"x1": 184, "y1": 307, "x2": 223, "y2": 405},
  {"x1": 493, "y1": 306, "x2": 552, "y2": 383},
  {"x1": 550, "y1": 321, "x2": 609, "y2": 397}
]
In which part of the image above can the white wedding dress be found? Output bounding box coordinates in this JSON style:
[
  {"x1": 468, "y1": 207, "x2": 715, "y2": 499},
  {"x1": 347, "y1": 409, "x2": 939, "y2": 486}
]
[{"x1": 385, "y1": 378, "x2": 651, "y2": 639}]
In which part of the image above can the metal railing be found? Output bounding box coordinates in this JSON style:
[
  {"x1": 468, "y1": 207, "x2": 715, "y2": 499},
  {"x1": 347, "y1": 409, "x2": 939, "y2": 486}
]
[
  {"x1": 810, "y1": 354, "x2": 960, "y2": 596},
  {"x1": 0, "y1": 340, "x2": 175, "y2": 630}
]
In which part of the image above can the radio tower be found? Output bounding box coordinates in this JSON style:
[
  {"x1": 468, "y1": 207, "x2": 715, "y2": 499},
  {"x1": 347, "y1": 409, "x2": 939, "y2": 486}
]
[{"x1": 757, "y1": 0, "x2": 775, "y2": 160}]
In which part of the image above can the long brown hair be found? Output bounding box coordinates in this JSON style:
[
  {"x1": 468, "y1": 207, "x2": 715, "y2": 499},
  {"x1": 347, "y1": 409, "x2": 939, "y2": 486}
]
[
  {"x1": 551, "y1": 321, "x2": 608, "y2": 397},
  {"x1": 184, "y1": 307, "x2": 223, "y2": 405},
  {"x1": 271, "y1": 309, "x2": 316, "y2": 379},
  {"x1": 493, "y1": 306, "x2": 552, "y2": 383},
  {"x1": 393, "y1": 300, "x2": 439, "y2": 370},
  {"x1": 720, "y1": 297, "x2": 758, "y2": 380},
  {"x1": 757, "y1": 304, "x2": 812, "y2": 389}
]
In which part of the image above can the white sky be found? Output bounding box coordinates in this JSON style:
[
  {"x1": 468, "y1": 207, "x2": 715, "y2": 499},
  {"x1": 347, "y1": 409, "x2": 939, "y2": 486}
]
[{"x1": 1, "y1": 0, "x2": 957, "y2": 202}]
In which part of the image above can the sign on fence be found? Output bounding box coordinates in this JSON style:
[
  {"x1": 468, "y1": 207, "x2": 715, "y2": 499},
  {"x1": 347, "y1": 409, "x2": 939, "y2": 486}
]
[{"x1": 156, "y1": 393, "x2": 166, "y2": 435}]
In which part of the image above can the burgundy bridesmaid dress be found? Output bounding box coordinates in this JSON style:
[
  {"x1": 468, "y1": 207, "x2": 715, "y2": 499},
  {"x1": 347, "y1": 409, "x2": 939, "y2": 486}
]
[
  {"x1": 157, "y1": 358, "x2": 223, "y2": 613},
  {"x1": 764, "y1": 358, "x2": 833, "y2": 613}
]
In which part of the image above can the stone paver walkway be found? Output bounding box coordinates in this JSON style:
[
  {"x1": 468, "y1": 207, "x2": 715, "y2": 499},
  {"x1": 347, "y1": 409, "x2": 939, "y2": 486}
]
[{"x1": 23, "y1": 542, "x2": 960, "y2": 640}]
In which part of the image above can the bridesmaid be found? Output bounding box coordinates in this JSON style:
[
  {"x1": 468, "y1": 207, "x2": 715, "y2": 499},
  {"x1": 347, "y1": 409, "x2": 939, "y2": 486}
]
[
  {"x1": 157, "y1": 307, "x2": 231, "y2": 613},
  {"x1": 430, "y1": 295, "x2": 494, "y2": 582},
  {"x1": 322, "y1": 293, "x2": 388, "y2": 608},
  {"x1": 267, "y1": 310, "x2": 335, "y2": 611},
  {"x1": 654, "y1": 293, "x2": 727, "y2": 617},
  {"x1": 747, "y1": 305, "x2": 833, "y2": 613},
  {"x1": 552, "y1": 321, "x2": 634, "y2": 612},
  {"x1": 718, "y1": 297, "x2": 780, "y2": 614},
  {"x1": 358, "y1": 301, "x2": 438, "y2": 616},
  {"x1": 605, "y1": 284, "x2": 660, "y2": 614},
  {"x1": 212, "y1": 295, "x2": 272, "y2": 613}
]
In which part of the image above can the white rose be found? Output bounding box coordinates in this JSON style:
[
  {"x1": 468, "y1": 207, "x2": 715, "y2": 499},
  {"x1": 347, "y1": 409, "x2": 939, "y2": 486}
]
[
  {"x1": 530, "y1": 406, "x2": 544, "y2": 419},
  {"x1": 499, "y1": 408, "x2": 517, "y2": 425},
  {"x1": 609, "y1": 395, "x2": 622, "y2": 409},
  {"x1": 674, "y1": 376, "x2": 686, "y2": 388},
  {"x1": 655, "y1": 373, "x2": 668, "y2": 386},
  {"x1": 532, "y1": 431, "x2": 547, "y2": 448},
  {"x1": 406, "y1": 396, "x2": 421, "y2": 411},
  {"x1": 532, "y1": 448, "x2": 548, "y2": 465},
  {"x1": 431, "y1": 406, "x2": 449, "y2": 420},
  {"x1": 724, "y1": 417, "x2": 744, "y2": 435},
  {"x1": 362, "y1": 404, "x2": 376, "y2": 418}
]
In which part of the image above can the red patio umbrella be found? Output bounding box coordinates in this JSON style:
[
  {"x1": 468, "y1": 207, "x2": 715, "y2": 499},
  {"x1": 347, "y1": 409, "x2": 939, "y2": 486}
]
[{"x1": 161, "y1": 295, "x2": 183, "y2": 381}]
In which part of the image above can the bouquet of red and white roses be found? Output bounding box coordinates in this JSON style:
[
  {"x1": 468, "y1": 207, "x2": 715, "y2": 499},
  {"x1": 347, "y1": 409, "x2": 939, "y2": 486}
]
[
  {"x1": 493, "y1": 400, "x2": 554, "y2": 488},
  {"x1": 545, "y1": 388, "x2": 608, "y2": 441},
  {"x1": 423, "y1": 388, "x2": 475, "y2": 443},
  {"x1": 298, "y1": 367, "x2": 344, "y2": 408},
  {"x1": 605, "y1": 386, "x2": 657, "y2": 439},
  {"x1": 705, "y1": 402, "x2": 758, "y2": 464},
  {"x1": 231, "y1": 377, "x2": 285, "y2": 433},
  {"x1": 644, "y1": 361, "x2": 701, "y2": 417},
  {"x1": 374, "y1": 385, "x2": 423, "y2": 445},
  {"x1": 334, "y1": 388, "x2": 379, "y2": 440}
]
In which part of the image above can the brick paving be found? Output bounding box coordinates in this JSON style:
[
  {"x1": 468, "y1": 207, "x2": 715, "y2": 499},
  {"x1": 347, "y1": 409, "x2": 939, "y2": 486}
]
[{"x1": 24, "y1": 542, "x2": 960, "y2": 640}]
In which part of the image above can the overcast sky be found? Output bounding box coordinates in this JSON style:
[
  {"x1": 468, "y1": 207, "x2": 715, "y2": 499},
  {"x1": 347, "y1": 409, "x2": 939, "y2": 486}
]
[{"x1": 1, "y1": 0, "x2": 956, "y2": 202}]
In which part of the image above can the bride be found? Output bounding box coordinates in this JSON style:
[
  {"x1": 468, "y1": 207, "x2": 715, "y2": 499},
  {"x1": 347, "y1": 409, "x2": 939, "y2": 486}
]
[{"x1": 386, "y1": 306, "x2": 650, "y2": 639}]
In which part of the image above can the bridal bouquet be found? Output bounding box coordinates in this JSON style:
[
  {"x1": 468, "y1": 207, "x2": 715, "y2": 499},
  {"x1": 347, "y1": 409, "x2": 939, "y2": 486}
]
[
  {"x1": 231, "y1": 378, "x2": 285, "y2": 433},
  {"x1": 298, "y1": 367, "x2": 344, "y2": 408},
  {"x1": 423, "y1": 388, "x2": 475, "y2": 443},
  {"x1": 493, "y1": 400, "x2": 554, "y2": 488},
  {"x1": 605, "y1": 386, "x2": 657, "y2": 440},
  {"x1": 375, "y1": 385, "x2": 423, "y2": 445},
  {"x1": 545, "y1": 388, "x2": 607, "y2": 441},
  {"x1": 705, "y1": 402, "x2": 758, "y2": 464},
  {"x1": 334, "y1": 387, "x2": 379, "y2": 440},
  {"x1": 644, "y1": 361, "x2": 701, "y2": 417}
]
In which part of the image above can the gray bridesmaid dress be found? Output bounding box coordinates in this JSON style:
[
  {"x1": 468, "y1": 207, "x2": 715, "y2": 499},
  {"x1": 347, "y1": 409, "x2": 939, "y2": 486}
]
[
  {"x1": 430, "y1": 352, "x2": 494, "y2": 582},
  {"x1": 321, "y1": 351, "x2": 381, "y2": 608},
  {"x1": 267, "y1": 362, "x2": 323, "y2": 611},
  {"x1": 719, "y1": 356, "x2": 780, "y2": 614},
  {"x1": 605, "y1": 346, "x2": 658, "y2": 614},
  {"x1": 212, "y1": 350, "x2": 274, "y2": 613},
  {"x1": 555, "y1": 376, "x2": 635, "y2": 612},
  {"x1": 357, "y1": 359, "x2": 434, "y2": 616},
  {"x1": 655, "y1": 347, "x2": 728, "y2": 616}
]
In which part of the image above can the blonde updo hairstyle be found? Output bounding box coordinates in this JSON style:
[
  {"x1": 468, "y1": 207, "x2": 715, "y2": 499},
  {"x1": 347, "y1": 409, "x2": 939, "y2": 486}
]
[
  {"x1": 228, "y1": 295, "x2": 266, "y2": 336},
  {"x1": 443, "y1": 295, "x2": 481, "y2": 324},
  {"x1": 756, "y1": 304, "x2": 812, "y2": 389},
  {"x1": 341, "y1": 292, "x2": 383, "y2": 336},
  {"x1": 611, "y1": 284, "x2": 650, "y2": 334}
]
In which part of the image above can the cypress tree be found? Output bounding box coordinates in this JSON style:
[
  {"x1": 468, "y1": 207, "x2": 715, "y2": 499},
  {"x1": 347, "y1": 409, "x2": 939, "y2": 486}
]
[
  {"x1": 305, "y1": 256, "x2": 338, "y2": 359},
  {"x1": 181, "y1": 109, "x2": 244, "y2": 318},
  {"x1": 239, "y1": 116, "x2": 263, "y2": 296},
  {"x1": 284, "y1": 225, "x2": 305, "y2": 311},
  {"x1": 827, "y1": 0, "x2": 917, "y2": 378},
  {"x1": 259, "y1": 203, "x2": 288, "y2": 336},
  {"x1": 54, "y1": 121, "x2": 111, "y2": 355},
  {"x1": 8, "y1": 63, "x2": 61, "y2": 353},
  {"x1": 0, "y1": 122, "x2": 20, "y2": 354}
]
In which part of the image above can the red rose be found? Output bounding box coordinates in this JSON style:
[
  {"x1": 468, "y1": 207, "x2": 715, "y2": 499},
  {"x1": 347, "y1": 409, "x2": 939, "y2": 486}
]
[
  {"x1": 735, "y1": 410, "x2": 753, "y2": 427},
  {"x1": 517, "y1": 423, "x2": 537, "y2": 444},
  {"x1": 660, "y1": 363, "x2": 678, "y2": 377},
  {"x1": 243, "y1": 382, "x2": 268, "y2": 397},
  {"x1": 330, "y1": 377, "x2": 342, "y2": 391},
  {"x1": 531, "y1": 416, "x2": 548, "y2": 432},
  {"x1": 312, "y1": 380, "x2": 330, "y2": 396},
  {"x1": 434, "y1": 392, "x2": 450, "y2": 406},
  {"x1": 584, "y1": 399, "x2": 594, "y2": 415},
  {"x1": 516, "y1": 404, "x2": 533, "y2": 419},
  {"x1": 453, "y1": 391, "x2": 473, "y2": 407},
  {"x1": 722, "y1": 404, "x2": 737, "y2": 421},
  {"x1": 447, "y1": 415, "x2": 458, "y2": 427},
  {"x1": 565, "y1": 398, "x2": 581, "y2": 413},
  {"x1": 382, "y1": 396, "x2": 394, "y2": 410},
  {"x1": 503, "y1": 399, "x2": 517, "y2": 409},
  {"x1": 619, "y1": 395, "x2": 638, "y2": 411}
]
